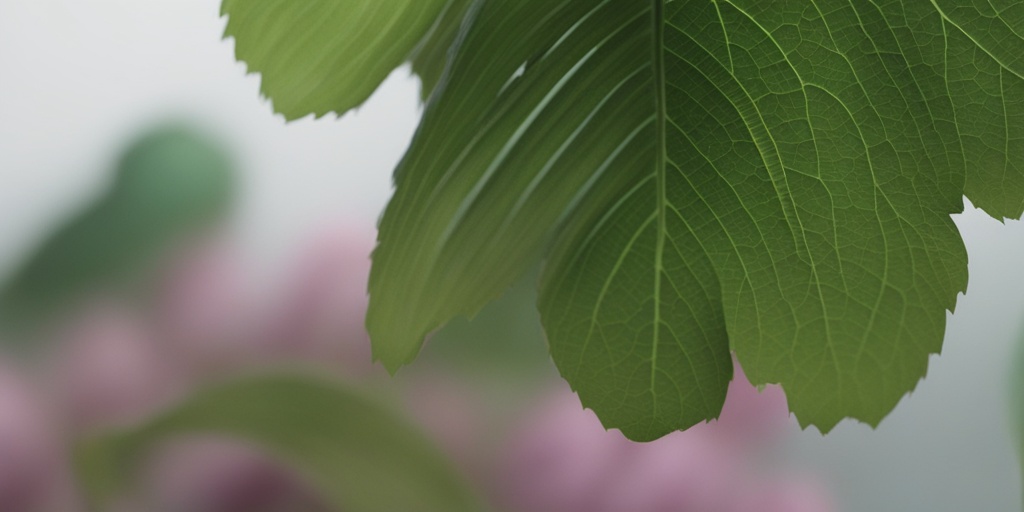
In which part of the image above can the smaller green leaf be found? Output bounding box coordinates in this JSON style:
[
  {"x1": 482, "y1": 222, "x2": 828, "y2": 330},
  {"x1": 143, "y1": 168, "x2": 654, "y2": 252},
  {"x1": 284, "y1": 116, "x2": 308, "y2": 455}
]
[
  {"x1": 74, "y1": 372, "x2": 483, "y2": 512},
  {"x1": 221, "y1": 0, "x2": 451, "y2": 120},
  {"x1": 0, "y1": 125, "x2": 233, "y2": 340}
]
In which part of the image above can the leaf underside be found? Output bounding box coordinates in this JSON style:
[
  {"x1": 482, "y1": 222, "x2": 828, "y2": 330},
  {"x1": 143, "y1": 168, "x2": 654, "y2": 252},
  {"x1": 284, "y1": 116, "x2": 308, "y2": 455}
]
[{"x1": 223, "y1": 0, "x2": 1024, "y2": 439}]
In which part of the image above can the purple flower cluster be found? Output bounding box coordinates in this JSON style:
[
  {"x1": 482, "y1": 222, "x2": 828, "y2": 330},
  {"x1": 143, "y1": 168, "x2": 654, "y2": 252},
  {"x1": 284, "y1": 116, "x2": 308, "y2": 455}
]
[
  {"x1": 0, "y1": 225, "x2": 835, "y2": 512},
  {"x1": 495, "y1": 368, "x2": 833, "y2": 512}
]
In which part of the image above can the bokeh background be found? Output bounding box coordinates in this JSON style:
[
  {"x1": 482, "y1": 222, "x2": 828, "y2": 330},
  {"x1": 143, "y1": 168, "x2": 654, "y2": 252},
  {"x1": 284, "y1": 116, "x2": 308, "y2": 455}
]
[{"x1": 1, "y1": 1, "x2": 1022, "y2": 511}]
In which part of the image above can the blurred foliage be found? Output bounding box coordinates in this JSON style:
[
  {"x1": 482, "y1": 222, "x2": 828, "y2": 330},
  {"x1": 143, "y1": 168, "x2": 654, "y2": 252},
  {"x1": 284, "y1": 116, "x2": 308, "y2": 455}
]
[
  {"x1": 75, "y1": 372, "x2": 483, "y2": 512},
  {"x1": 421, "y1": 266, "x2": 553, "y2": 383},
  {"x1": 0, "y1": 125, "x2": 234, "y2": 341}
]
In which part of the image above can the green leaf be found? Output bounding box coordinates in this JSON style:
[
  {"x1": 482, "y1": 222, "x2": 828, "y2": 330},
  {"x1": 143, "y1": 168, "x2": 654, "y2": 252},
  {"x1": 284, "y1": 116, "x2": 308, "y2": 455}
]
[
  {"x1": 74, "y1": 372, "x2": 483, "y2": 512},
  {"x1": 221, "y1": 0, "x2": 458, "y2": 120},
  {"x1": 0, "y1": 125, "x2": 233, "y2": 340},
  {"x1": 367, "y1": 0, "x2": 994, "y2": 439},
  {"x1": 368, "y1": 0, "x2": 739, "y2": 440},
  {"x1": 226, "y1": 0, "x2": 1024, "y2": 439}
]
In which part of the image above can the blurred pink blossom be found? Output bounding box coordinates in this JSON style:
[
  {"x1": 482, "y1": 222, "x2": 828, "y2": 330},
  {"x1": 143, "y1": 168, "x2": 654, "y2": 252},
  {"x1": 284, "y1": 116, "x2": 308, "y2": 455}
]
[
  {"x1": 733, "y1": 478, "x2": 836, "y2": 512},
  {"x1": 259, "y1": 224, "x2": 376, "y2": 374},
  {"x1": 496, "y1": 362, "x2": 834, "y2": 512},
  {"x1": 0, "y1": 222, "x2": 837, "y2": 512},
  {"x1": 402, "y1": 372, "x2": 488, "y2": 477},
  {"x1": 154, "y1": 225, "x2": 378, "y2": 376},
  {"x1": 153, "y1": 239, "x2": 257, "y2": 374},
  {"x1": 49, "y1": 299, "x2": 181, "y2": 430},
  {"x1": 0, "y1": 361, "x2": 76, "y2": 512},
  {"x1": 707, "y1": 360, "x2": 791, "y2": 445},
  {"x1": 138, "y1": 436, "x2": 330, "y2": 512}
]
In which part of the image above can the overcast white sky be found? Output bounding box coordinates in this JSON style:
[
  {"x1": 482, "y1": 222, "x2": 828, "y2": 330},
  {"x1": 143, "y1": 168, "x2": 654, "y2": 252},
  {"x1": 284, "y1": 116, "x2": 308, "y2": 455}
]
[{"x1": 1, "y1": 2, "x2": 1023, "y2": 510}]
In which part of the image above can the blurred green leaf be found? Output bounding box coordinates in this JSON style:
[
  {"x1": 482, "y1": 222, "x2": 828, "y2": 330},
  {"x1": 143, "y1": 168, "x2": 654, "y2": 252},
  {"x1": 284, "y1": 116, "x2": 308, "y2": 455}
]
[
  {"x1": 0, "y1": 125, "x2": 234, "y2": 340},
  {"x1": 422, "y1": 266, "x2": 552, "y2": 382},
  {"x1": 75, "y1": 372, "x2": 483, "y2": 512}
]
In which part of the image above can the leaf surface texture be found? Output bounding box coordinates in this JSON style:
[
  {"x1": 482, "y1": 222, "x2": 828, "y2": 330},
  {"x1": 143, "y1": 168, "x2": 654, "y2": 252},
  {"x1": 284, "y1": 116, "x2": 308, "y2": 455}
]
[{"x1": 224, "y1": 0, "x2": 1024, "y2": 438}]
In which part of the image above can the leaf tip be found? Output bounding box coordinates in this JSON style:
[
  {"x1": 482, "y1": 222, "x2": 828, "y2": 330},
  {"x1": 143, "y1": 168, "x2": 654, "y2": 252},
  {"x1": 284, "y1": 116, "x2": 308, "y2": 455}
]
[{"x1": 367, "y1": 323, "x2": 428, "y2": 377}]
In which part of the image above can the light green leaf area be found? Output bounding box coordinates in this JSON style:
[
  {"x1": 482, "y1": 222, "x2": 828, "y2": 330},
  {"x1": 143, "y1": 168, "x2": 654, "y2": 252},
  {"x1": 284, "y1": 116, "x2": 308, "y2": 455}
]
[
  {"x1": 74, "y1": 372, "x2": 482, "y2": 512},
  {"x1": 221, "y1": 0, "x2": 453, "y2": 119},
  {"x1": 225, "y1": 0, "x2": 1024, "y2": 439}
]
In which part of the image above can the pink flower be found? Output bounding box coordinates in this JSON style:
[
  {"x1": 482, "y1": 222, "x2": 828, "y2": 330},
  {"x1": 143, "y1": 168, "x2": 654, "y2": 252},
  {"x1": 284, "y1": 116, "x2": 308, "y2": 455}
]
[
  {"x1": 49, "y1": 300, "x2": 181, "y2": 430},
  {"x1": 147, "y1": 225, "x2": 378, "y2": 376},
  {"x1": 496, "y1": 361, "x2": 834, "y2": 512},
  {"x1": 258, "y1": 224, "x2": 377, "y2": 375},
  {"x1": 707, "y1": 359, "x2": 790, "y2": 446},
  {"x1": 153, "y1": 239, "x2": 255, "y2": 374},
  {"x1": 139, "y1": 436, "x2": 329, "y2": 512}
]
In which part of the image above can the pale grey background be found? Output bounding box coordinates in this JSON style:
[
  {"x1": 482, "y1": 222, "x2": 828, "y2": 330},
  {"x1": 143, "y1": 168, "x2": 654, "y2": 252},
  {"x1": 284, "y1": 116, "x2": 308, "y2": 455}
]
[{"x1": 0, "y1": 0, "x2": 419, "y2": 282}]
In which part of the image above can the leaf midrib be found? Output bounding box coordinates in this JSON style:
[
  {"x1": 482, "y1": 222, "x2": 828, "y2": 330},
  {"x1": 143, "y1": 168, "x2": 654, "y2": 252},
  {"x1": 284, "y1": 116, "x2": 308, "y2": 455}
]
[{"x1": 651, "y1": 0, "x2": 667, "y2": 402}]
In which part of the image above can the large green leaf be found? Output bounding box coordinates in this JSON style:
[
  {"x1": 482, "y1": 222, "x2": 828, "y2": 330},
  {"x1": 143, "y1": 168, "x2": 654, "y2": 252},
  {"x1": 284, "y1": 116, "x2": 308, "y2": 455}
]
[
  {"x1": 366, "y1": 1, "x2": 740, "y2": 440},
  {"x1": 74, "y1": 372, "x2": 482, "y2": 512},
  {"x1": 223, "y1": 0, "x2": 1024, "y2": 439}
]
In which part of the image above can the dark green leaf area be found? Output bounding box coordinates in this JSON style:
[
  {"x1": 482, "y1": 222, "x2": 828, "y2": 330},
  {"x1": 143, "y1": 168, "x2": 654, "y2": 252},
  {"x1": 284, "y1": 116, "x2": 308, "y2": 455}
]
[
  {"x1": 656, "y1": 0, "x2": 973, "y2": 432},
  {"x1": 409, "y1": 0, "x2": 477, "y2": 102},
  {"x1": 369, "y1": 0, "x2": 1004, "y2": 438},
  {"x1": 541, "y1": 164, "x2": 734, "y2": 441},
  {"x1": 931, "y1": 0, "x2": 1024, "y2": 219},
  {"x1": 368, "y1": 0, "x2": 633, "y2": 369},
  {"x1": 74, "y1": 373, "x2": 482, "y2": 512}
]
